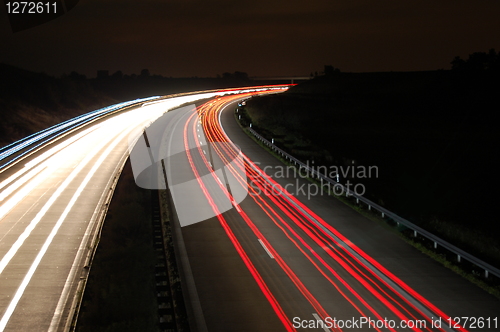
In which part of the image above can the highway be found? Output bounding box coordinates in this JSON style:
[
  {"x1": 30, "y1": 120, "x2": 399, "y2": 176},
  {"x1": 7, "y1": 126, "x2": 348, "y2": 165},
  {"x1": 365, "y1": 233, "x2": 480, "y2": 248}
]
[
  {"x1": 0, "y1": 88, "x2": 282, "y2": 332},
  {"x1": 1, "y1": 87, "x2": 499, "y2": 332},
  {"x1": 170, "y1": 95, "x2": 500, "y2": 332}
]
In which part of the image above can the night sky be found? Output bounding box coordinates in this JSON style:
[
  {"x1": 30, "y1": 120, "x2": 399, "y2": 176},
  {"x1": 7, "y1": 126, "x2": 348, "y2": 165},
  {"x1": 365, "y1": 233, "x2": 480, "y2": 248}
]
[{"x1": 1, "y1": 0, "x2": 499, "y2": 78}]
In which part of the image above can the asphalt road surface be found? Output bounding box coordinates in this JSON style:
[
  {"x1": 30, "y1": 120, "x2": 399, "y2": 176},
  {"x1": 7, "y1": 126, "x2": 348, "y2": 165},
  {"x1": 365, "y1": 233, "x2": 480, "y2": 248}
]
[
  {"x1": 1, "y1": 86, "x2": 498, "y2": 332},
  {"x1": 172, "y1": 94, "x2": 500, "y2": 332},
  {"x1": 0, "y1": 89, "x2": 272, "y2": 332}
]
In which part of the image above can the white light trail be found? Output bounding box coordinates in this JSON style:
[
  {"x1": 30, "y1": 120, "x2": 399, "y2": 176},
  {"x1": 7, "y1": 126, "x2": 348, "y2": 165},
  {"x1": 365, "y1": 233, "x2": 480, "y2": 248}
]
[{"x1": 0, "y1": 88, "x2": 283, "y2": 330}]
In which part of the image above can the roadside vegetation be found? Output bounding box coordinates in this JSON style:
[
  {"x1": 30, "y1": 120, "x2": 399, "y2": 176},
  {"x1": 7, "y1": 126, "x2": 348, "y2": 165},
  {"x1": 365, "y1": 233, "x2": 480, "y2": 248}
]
[{"x1": 240, "y1": 56, "x2": 500, "y2": 283}]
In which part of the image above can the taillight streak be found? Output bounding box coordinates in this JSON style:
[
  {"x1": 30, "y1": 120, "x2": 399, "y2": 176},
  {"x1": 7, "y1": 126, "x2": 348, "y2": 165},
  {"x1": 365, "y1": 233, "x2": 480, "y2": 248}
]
[
  {"x1": 200, "y1": 95, "x2": 466, "y2": 332},
  {"x1": 193, "y1": 97, "x2": 342, "y2": 331},
  {"x1": 183, "y1": 108, "x2": 296, "y2": 332}
]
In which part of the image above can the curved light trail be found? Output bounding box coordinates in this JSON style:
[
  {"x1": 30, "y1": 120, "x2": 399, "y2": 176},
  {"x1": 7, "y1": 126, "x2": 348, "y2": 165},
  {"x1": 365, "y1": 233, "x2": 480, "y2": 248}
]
[
  {"x1": 181, "y1": 93, "x2": 471, "y2": 332},
  {"x1": 1, "y1": 85, "x2": 494, "y2": 332},
  {"x1": 0, "y1": 87, "x2": 285, "y2": 332}
]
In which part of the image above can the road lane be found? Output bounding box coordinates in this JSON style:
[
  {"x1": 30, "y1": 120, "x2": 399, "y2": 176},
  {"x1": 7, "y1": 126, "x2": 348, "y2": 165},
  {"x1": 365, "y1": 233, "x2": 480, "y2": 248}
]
[
  {"x1": 178, "y1": 94, "x2": 370, "y2": 331},
  {"x1": 213, "y1": 96, "x2": 500, "y2": 331},
  {"x1": 2, "y1": 85, "x2": 497, "y2": 332},
  {"x1": 0, "y1": 107, "x2": 165, "y2": 331},
  {"x1": 200, "y1": 97, "x2": 403, "y2": 330},
  {"x1": 0, "y1": 90, "x2": 260, "y2": 331},
  {"x1": 162, "y1": 95, "x2": 293, "y2": 331}
]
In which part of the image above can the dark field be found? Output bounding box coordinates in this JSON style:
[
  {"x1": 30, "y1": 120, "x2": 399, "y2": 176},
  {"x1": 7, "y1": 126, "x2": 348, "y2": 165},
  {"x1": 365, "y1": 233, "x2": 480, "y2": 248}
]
[
  {"x1": 76, "y1": 162, "x2": 159, "y2": 332},
  {"x1": 245, "y1": 70, "x2": 500, "y2": 266}
]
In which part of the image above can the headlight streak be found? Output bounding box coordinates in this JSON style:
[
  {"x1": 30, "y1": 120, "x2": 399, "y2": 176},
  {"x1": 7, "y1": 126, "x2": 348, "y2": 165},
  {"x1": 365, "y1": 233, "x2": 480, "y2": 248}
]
[
  {"x1": 196, "y1": 95, "x2": 468, "y2": 332},
  {"x1": 0, "y1": 164, "x2": 53, "y2": 224},
  {"x1": 0, "y1": 126, "x2": 99, "y2": 203},
  {"x1": 0, "y1": 88, "x2": 287, "y2": 226},
  {"x1": 0, "y1": 93, "x2": 241, "y2": 331},
  {"x1": 0, "y1": 121, "x2": 121, "y2": 221},
  {"x1": 0, "y1": 115, "x2": 134, "y2": 275},
  {"x1": 0, "y1": 97, "x2": 161, "y2": 172},
  {"x1": 0, "y1": 93, "x2": 225, "y2": 224},
  {"x1": 0, "y1": 87, "x2": 295, "y2": 332},
  {"x1": 0, "y1": 123, "x2": 143, "y2": 331},
  {"x1": 0, "y1": 87, "x2": 288, "y2": 166}
]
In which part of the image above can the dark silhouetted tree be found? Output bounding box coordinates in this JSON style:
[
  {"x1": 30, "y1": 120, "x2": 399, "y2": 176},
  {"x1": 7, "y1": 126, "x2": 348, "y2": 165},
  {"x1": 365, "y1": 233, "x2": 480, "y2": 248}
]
[
  {"x1": 97, "y1": 70, "x2": 109, "y2": 79},
  {"x1": 68, "y1": 71, "x2": 86, "y2": 80},
  {"x1": 451, "y1": 49, "x2": 500, "y2": 72},
  {"x1": 233, "y1": 71, "x2": 249, "y2": 80},
  {"x1": 221, "y1": 71, "x2": 249, "y2": 80},
  {"x1": 324, "y1": 65, "x2": 340, "y2": 76},
  {"x1": 111, "y1": 70, "x2": 123, "y2": 79},
  {"x1": 451, "y1": 56, "x2": 466, "y2": 70},
  {"x1": 324, "y1": 65, "x2": 334, "y2": 76}
]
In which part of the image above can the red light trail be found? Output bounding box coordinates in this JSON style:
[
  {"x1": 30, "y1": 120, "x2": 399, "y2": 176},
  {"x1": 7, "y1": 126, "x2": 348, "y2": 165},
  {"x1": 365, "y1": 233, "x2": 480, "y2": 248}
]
[{"x1": 181, "y1": 88, "x2": 467, "y2": 332}]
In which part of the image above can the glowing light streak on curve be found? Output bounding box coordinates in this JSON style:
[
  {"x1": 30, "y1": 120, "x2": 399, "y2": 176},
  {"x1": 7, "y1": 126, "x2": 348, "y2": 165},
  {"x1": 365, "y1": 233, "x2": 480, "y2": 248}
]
[
  {"x1": 200, "y1": 94, "x2": 464, "y2": 332},
  {"x1": 182, "y1": 109, "x2": 297, "y2": 332},
  {"x1": 190, "y1": 97, "x2": 342, "y2": 332}
]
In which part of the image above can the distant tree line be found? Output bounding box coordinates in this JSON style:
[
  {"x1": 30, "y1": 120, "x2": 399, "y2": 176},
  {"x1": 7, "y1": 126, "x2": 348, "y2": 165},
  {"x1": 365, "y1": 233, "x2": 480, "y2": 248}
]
[
  {"x1": 309, "y1": 65, "x2": 341, "y2": 78},
  {"x1": 323, "y1": 65, "x2": 341, "y2": 76},
  {"x1": 451, "y1": 49, "x2": 500, "y2": 72},
  {"x1": 219, "y1": 71, "x2": 249, "y2": 80},
  {"x1": 69, "y1": 69, "x2": 253, "y2": 100},
  {"x1": 90, "y1": 69, "x2": 250, "y2": 81}
]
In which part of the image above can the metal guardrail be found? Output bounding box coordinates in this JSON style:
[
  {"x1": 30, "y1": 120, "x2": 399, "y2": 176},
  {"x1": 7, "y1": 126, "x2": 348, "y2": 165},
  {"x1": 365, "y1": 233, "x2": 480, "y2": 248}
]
[{"x1": 248, "y1": 127, "x2": 500, "y2": 279}]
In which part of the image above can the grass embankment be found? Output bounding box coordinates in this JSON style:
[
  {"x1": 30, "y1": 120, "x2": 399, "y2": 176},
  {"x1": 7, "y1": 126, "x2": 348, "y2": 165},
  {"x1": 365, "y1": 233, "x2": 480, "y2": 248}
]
[
  {"x1": 76, "y1": 162, "x2": 159, "y2": 332},
  {"x1": 238, "y1": 71, "x2": 500, "y2": 293}
]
